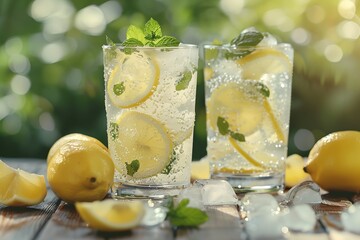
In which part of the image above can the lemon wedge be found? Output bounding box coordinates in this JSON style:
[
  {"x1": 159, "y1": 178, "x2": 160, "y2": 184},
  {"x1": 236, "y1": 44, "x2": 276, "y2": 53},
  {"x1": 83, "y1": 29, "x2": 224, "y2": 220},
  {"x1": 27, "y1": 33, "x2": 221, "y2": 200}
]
[
  {"x1": 191, "y1": 158, "x2": 210, "y2": 180},
  {"x1": 75, "y1": 199, "x2": 145, "y2": 231},
  {"x1": 107, "y1": 50, "x2": 160, "y2": 108},
  {"x1": 0, "y1": 160, "x2": 47, "y2": 206},
  {"x1": 207, "y1": 82, "x2": 264, "y2": 136},
  {"x1": 113, "y1": 111, "x2": 173, "y2": 178},
  {"x1": 236, "y1": 48, "x2": 292, "y2": 80}
]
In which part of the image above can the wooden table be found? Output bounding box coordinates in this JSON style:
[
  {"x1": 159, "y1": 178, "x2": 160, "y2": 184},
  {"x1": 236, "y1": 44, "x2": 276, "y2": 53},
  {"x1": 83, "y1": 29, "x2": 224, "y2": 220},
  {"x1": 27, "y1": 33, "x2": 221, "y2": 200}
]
[{"x1": 1, "y1": 158, "x2": 360, "y2": 240}]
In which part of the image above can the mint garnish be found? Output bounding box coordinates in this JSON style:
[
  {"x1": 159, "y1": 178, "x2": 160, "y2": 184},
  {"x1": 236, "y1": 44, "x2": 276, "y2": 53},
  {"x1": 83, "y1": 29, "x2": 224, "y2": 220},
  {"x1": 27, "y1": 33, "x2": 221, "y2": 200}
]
[
  {"x1": 217, "y1": 116, "x2": 245, "y2": 142},
  {"x1": 167, "y1": 198, "x2": 208, "y2": 227},
  {"x1": 109, "y1": 122, "x2": 119, "y2": 140},
  {"x1": 176, "y1": 70, "x2": 192, "y2": 91},
  {"x1": 255, "y1": 82, "x2": 270, "y2": 98},
  {"x1": 105, "y1": 35, "x2": 118, "y2": 62},
  {"x1": 230, "y1": 30, "x2": 264, "y2": 47},
  {"x1": 125, "y1": 160, "x2": 140, "y2": 177},
  {"x1": 162, "y1": 150, "x2": 177, "y2": 175},
  {"x1": 121, "y1": 18, "x2": 180, "y2": 48},
  {"x1": 113, "y1": 82, "x2": 125, "y2": 96}
]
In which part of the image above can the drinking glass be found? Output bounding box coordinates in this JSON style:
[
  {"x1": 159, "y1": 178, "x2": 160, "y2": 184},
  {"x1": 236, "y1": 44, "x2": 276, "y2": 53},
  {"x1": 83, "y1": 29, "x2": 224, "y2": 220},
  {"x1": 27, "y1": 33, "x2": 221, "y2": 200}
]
[
  {"x1": 203, "y1": 43, "x2": 293, "y2": 192},
  {"x1": 103, "y1": 44, "x2": 198, "y2": 198}
]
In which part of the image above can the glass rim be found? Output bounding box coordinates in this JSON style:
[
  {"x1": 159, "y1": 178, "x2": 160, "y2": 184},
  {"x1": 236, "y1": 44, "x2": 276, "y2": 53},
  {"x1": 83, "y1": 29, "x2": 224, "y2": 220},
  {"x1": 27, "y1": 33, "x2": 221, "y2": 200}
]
[
  {"x1": 102, "y1": 43, "x2": 198, "y2": 50},
  {"x1": 202, "y1": 43, "x2": 292, "y2": 50}
]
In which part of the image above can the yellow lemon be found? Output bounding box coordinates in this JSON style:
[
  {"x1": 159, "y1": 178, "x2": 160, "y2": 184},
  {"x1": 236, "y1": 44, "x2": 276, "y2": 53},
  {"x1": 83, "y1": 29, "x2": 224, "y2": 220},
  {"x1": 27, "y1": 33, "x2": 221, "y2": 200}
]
[
  {"x1": 107, "y1": 50, "x2": 160, "y2": 108},
  {"x1": 207, "y1": 82, "x2": 264, "y2": 136},
  {"x1": 47, "y1": 140, "x2": 114, "y2": 203},
  {"x1": 75, "y1": 199, "x2": 144, "y2": 231},
  {"x1": 191, "y1": 158, "x2": 210, "y2": 180},
  {"x1": 112, "y1": 111, "x2": 172, "y2": 179},
  {"x1": 0, "y1": 160, "x2": 47, "y2": 206},
  {"x1": 47, "y1": 133, "x2": 107, "y2": 163},
  {"x1": 285, "y1": 154, "x2": 310, "y2": 188},
  {"x1": 304, "y1": 131, "x2": 360, "y2": 192},
  {"x1": 236, "y1": 48, "x2": 292, "y2": 80}
]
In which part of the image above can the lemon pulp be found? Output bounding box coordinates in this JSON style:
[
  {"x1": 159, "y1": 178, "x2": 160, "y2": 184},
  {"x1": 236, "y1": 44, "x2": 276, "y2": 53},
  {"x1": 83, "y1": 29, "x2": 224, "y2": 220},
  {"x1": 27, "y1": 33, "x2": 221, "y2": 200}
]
[
  {"x1": 0, "y1": 160, "x2": 47, "y2": 206},
  {"x1": 113, "y1": 111, "x2": 173, "y2": 179},
  {"x1": 75, "y1": 199, "x2": 144, "y2": 231},
  {"x1": 107, "y1": 51, "x2": 160, "y2": 108}
]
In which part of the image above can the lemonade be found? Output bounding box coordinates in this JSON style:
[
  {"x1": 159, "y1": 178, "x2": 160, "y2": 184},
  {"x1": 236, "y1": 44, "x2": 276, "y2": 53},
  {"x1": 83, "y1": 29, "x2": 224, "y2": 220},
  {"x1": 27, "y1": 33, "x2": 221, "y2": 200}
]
[
  {"x1": 204, "y1": 29, "x2": 293, "y2": 192},
  {"x1": 103, "y1": 20, "x2": 198, "y2": 196}
]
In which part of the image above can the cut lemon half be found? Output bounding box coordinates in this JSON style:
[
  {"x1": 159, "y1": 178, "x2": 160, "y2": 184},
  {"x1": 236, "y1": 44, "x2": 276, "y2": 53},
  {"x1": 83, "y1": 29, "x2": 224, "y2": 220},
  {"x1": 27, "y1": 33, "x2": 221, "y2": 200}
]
[
  {"x1": 113, "y1": 111, "x2": 173, "y2": 178},
  {"x1": 236, "y1": 48, "x2": 292, "y2": 80},
  {"x1": 207, "y1": 82, "x2": 264, "y2": 136},
  {"x1": 0, "y1": 160, "x2": 47, "y2": 206},
  {"x1": 75, "y1": 199, "x2": 145, "y2": 231},
  {"x1": 107, "y1": 51, "x2": 160, "y2": 108}
]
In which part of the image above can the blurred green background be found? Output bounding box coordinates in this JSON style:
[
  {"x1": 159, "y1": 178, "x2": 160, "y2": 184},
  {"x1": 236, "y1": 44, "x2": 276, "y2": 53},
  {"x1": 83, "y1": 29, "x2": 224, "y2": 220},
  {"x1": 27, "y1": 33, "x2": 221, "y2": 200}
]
[{"x1": 0, "y1": 0, "x2": 359, "y2": 160}]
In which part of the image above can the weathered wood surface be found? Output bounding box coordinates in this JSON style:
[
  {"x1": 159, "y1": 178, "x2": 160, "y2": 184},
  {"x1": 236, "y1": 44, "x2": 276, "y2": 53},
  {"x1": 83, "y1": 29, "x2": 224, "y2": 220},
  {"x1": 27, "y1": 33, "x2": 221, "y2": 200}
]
[{"x1": 1, "y1": 158, "x2": 360, "y2": 240}]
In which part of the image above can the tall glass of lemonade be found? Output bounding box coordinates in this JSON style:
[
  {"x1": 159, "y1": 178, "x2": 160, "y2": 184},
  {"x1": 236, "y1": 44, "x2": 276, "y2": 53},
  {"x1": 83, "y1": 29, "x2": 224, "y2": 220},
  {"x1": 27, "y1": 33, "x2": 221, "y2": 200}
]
[
  {"x1": 204, "y1": 29, "x2": 293, "y2": 192},
  {"x1": 103, "y1": 19, "x2": 198, "y2": 198}
]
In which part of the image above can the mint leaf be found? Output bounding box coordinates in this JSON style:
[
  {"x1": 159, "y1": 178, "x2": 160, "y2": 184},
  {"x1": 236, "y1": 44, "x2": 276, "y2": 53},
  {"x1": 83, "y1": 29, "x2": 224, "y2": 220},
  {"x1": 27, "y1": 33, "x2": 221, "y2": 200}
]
[
  {"x1": 126, "y1": 25, "x2": 145, "y2": 44},
  {"x1": 167, "y1": 198, "x2": 208, "y2": 227},
  {"x1": 113, "y1": 82, "x2": 125, "y2": 96},
  {"x1": 144, "y1": 18, "x2": 162, "y2": 41},
  {"x1": 125, "y1": 160, "x2": 140, "y2": 177},
  {"x1": 162, "y1": 150, "x2": 176, "y2": 175},
  {"x1": 230, "y1": 31, "x2": 264, "y2": 47},
  {"x1": 109, "y1": 122, "x2": 119, "y2": 140},
  {"x1": 176, "y1": 70, "x2": 192, "y2": 91},
  {"x1": 255, "y1": 82, "x2": 270, "y2": 98},
  {"x1": 230, "y1": 132, "x2": 245, "y2": 142},
  {"x1": 122, "y1": 38, "x2": 144, "y2": 47},
  {"x1": 217, "y1": 116, "x2": 230, "y2": 135},
  {"x1": 156, "y1": 36, "x2": 180, "y2": 47}
]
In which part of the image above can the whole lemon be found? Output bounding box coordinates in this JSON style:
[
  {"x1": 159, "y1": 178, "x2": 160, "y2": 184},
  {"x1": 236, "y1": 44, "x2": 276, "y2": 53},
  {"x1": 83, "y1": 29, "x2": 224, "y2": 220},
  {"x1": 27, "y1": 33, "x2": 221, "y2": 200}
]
[
  {"x1": 304, "y1": 130, "x2": 360, "y2": 193},
  {"x1": 47, "y1": 133, "x2": 107, "y2": 163},
  {"x1": 47, "y1": 139, "x2": 114, "y2": 203}
]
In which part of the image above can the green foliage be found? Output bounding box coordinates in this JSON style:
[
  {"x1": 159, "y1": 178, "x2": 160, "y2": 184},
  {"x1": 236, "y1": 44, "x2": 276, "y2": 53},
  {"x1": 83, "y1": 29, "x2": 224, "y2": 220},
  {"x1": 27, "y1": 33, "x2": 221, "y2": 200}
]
[{"x1": 0, "y1": 0, "x2": 359, "y2": 159}]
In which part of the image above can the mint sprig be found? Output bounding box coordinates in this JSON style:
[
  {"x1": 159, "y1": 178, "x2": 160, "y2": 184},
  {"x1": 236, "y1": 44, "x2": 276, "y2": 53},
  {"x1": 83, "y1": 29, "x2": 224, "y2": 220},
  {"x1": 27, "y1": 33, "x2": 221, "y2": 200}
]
[
  {"x1": 217, "y1": 116, "x2": 245, "y2": 142},
  {"x1": 226, "y1": 30, "x2": 264, "y2": 59},
  {"x1": 125, "y1": 160, "x2": 140, "y2": 176},
  {"x1": 122, "y1": 18, "x2": 180, "y2": 48},
  {"x1": 167, "y1": 198, "x2": 208, "y2": 227}
]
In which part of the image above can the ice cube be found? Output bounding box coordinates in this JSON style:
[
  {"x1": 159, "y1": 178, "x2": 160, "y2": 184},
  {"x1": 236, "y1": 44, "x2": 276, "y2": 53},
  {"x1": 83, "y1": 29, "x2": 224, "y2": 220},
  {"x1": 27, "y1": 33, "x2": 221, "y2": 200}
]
[
  {"x1": 280, "y1": 204, "x2": 316, "y2": 232},
  {"x1": 177, "y1": 184, "x2": 204, "y2": 209},
  {"x1": 245, "y1": 211, "x2": 286, "y2": 240},
  {"x1": 199, "y1": 179, "x2": 238, "y2": 205},
  {"x1": 258, "y1": 32, "x2": 278, "y2": 46},
  {"x1": 241, "y1": 193, "x2": 280, "y2": 217},
  {"x1": 341, "y1": 202, "x2": 360, "y2": 234},
  {"x1": 177, "y1": 179, "x2": 238, "y2": 207},
  {"x1": 140, "y1": 199, "x2": 169, "y2": 227},
  {"x1": 285, "y1": 181, "x2": 322, "y2": 205}
]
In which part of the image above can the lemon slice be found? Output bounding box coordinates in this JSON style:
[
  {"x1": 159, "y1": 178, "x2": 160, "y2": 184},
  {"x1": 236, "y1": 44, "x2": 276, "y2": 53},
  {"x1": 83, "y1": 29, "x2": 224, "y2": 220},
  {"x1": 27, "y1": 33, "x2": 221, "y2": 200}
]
[
  {"x1": 0, "y1": 160, "x2": 47, "y2": 206},
  {"x1": 228, "y1": 137, "x2": 265, "y2": 169},
  {"x1": 75, "y1": 199, "x2": 145, "y2": 231},
  {"x1": 236, "y1": 48, "x2": 292, "y2": 80},
  {"x1": 207, "y1": 82, "x2": 264, "y2": 136},
  {"x1": 113, "y1": 111, "x2": 173, "y2": 178},
  {"x1": 107, "y1": 51, "x2": 160, "y2": 108}
]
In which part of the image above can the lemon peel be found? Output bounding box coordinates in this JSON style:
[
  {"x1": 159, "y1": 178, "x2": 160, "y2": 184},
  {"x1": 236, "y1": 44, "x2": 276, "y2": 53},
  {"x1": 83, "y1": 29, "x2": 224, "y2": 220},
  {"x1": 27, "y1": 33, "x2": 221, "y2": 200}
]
[
  {"x1": 228, "y1": 137, "x2": 265, "y2": 169},
  {"x1": 0, "y1": 160, "x2": 47, "y2": 206},
  {"x1": 75, "y1": 199, "x2": 145, "y2": 231}
]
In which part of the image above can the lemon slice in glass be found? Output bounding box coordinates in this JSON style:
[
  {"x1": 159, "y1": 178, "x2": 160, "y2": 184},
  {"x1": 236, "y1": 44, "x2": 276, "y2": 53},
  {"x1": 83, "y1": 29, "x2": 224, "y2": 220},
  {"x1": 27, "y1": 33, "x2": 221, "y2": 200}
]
[
  {"x1": 207, "y1": 82, "x2": 264, "y2": 136},
  {"x1": 0, "y1": 160, "x2": 47, "y2": 206},
  {"x1": 113, "y1": 111, "x2": 173, "y2": 178},
  {"x1": 107, "y1": 51, "x2": 160, "y2": 108},
  {"x1": 75, "y1": 199, "x2": 145, "y2": 231},
  {"x1": 237, "y1": 48, "x2": 292, "y2": 80}
]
